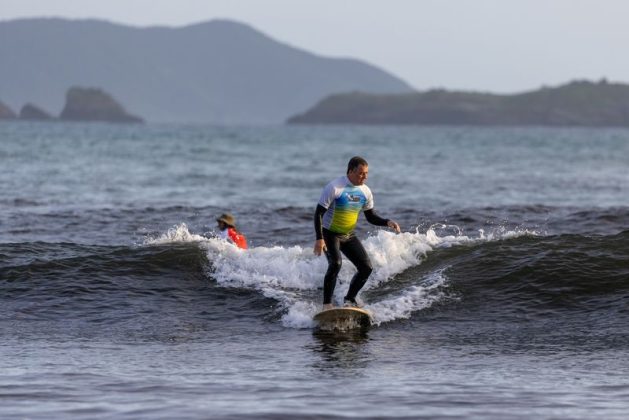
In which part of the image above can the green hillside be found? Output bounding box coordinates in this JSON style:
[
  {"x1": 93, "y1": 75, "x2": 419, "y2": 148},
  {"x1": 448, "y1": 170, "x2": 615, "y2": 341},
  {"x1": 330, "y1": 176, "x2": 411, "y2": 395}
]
[{"x1": 288, "y1": 80, "x2": 629, "y2": 126}]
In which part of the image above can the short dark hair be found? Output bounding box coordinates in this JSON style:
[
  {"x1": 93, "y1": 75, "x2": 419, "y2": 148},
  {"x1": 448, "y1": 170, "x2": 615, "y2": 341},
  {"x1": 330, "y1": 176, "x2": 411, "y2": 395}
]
[{"x1": 347, "y1": 156, "x2": 368, "y2": 174}]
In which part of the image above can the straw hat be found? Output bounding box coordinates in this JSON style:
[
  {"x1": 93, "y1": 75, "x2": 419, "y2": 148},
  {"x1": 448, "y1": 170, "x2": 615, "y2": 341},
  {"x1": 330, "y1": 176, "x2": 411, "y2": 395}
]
[{"x1": 216, "y1": 213, "x2": 236, "y2": 228}]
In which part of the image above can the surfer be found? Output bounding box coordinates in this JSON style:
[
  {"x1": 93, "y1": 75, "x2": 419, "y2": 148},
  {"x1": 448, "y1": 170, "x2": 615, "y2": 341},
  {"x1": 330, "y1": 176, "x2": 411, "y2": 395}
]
[
  {"x1": 314, "y1": 156, "x2": 400, "y2": 310},
  {"x1": 216, "y1": 213, "x2": 248, "y2": 249}
]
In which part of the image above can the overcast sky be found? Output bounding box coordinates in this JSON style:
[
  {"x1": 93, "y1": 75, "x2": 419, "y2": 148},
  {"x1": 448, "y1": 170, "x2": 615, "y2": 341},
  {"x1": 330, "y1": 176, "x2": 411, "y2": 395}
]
[{"x1": 2, "y1": 0, "x2": 628, "y2": 92}]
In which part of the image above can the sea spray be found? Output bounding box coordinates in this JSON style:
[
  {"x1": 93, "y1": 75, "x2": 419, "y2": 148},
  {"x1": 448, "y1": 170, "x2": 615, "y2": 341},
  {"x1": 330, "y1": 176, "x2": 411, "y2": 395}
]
[{"x1": 143, "y1": 223, "x2": 208, "y2": 245}]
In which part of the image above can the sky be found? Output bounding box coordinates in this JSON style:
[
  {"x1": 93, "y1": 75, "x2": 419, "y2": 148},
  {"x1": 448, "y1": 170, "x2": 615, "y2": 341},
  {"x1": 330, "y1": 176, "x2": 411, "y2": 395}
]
[{"x1": 1, "y1": 0, "x2": 628, "y2": 93}]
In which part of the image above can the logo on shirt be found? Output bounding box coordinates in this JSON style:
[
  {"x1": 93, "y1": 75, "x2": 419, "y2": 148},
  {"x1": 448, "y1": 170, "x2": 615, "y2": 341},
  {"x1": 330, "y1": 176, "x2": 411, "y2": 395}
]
[{"x1": 346, "y1": 193, "x2": 362, "y2": 202}]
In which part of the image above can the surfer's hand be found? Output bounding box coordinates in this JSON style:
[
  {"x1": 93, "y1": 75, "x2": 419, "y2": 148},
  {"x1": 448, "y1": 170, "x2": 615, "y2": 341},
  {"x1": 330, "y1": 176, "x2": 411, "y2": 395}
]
[
  {"x1": 387, "y1": 220, "x2": 401, "y2": 234},
  {"x1": 314, "y1": 239, "x2": 326, "y2": 256}
]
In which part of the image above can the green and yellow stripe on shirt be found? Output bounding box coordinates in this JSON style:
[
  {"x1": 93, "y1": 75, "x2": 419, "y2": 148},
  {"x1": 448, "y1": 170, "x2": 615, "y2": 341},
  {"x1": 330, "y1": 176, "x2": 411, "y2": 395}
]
[{"x1": 319, "y1": 176, "x2": 374, "y2": 234}]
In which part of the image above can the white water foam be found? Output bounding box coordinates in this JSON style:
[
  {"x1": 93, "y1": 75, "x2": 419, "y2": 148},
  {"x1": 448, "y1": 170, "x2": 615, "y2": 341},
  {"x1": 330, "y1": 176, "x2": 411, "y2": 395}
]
[
  {"x1": 146, "y1": 223, "x2": 537, "y2": 329},
  {"x1": 143, "y1": 223, "x2": 208, "y2": 245},
  {"x1": 368, "y1": 269, "x2": 450, "y2": 326}
]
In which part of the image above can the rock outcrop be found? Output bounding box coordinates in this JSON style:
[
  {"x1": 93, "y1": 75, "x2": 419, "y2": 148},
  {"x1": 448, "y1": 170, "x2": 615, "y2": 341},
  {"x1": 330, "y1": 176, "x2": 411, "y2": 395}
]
[
  {"x1": 0, "y1": 101, "x2": 17, "y2": 119},
  {"x1": 59, "y1": 87, "x2": 143, "y2": 123},
  {"x1": 19, "y1": 103, "x2": 53, "y2": 120}
]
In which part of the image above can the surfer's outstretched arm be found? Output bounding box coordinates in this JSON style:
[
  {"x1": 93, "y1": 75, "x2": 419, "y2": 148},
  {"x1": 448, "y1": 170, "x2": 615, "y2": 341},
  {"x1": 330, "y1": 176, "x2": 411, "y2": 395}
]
[{"x1": 364, "y1": 209, "x2": 401, "y2": 233}]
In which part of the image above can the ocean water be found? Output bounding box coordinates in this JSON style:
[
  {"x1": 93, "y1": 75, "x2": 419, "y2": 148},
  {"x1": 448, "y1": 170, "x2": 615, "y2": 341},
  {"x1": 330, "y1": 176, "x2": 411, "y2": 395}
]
[{"x1": 1, "y1": 122, "x2": 629, "y2": 419}]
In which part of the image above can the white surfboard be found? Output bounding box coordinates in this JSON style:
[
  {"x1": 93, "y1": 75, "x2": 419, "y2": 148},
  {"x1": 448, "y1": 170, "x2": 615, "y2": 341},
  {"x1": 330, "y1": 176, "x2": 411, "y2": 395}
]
[{"x1": 313, "y1": 307, "x2": 373, "y2": 331}]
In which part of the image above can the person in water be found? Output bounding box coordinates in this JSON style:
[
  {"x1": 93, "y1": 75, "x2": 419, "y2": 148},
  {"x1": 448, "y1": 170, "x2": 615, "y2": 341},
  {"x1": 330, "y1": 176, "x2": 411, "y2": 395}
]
[
  {"x1": 216, "y1": 213, "x2": 248, "y2": 249},
  {"x1": 314, "y1": 156, "x2": 400, "y2": 310}
]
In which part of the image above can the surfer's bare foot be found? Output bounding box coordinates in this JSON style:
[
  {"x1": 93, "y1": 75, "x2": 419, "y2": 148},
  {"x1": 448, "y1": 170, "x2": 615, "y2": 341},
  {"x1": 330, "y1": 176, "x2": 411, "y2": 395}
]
[
  {"x1": 343, "y1": 297, "x2": 364, "y2": 308},
  {"x1": 322, "y1": 303, "x2": 334, "y2": 310}
]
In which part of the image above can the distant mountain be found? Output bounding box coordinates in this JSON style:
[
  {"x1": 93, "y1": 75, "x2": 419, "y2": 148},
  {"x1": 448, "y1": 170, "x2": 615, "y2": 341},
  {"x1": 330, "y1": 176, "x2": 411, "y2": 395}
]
[
  {"x1": 0, "y1": 18, "x2": 413, "y2": 124},
  {"x1": 287, "y1": 80, "x2": 629, "y2": 126}
]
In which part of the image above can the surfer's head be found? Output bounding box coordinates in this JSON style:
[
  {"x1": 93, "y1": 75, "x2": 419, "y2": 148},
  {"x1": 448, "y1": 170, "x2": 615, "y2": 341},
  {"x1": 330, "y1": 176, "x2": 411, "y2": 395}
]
[
  {"x1": 216, "y1": 213, "x2": 236, "y2": 230},
  {"x1": 347, "y1": 156, "x2": 368, "y2": 186}
]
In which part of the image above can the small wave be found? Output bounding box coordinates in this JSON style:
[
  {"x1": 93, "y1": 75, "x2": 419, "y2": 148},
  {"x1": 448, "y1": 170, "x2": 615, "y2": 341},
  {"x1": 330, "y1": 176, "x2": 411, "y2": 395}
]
[
  {"x1": 15, "y1": 223, "x2": 624, "y2": 332},
  {"x1": 0, "y1": 239, "x2": 213, "y2": 326},
  {"x1": 143, "y1": 223, "x2": 209, "y2": 245},
  {"x1": 445, "y1": 230, "x2": 629, "y2": 320},
  {"x1": 0, "y1": 198, "x2": 43, "y2": 207},
  {"x1": 368, "y1": 269, "x2": 451, "y2": 325},
  {"x1": 146, "y1": 223, "x2": 537, "y2": 329}
]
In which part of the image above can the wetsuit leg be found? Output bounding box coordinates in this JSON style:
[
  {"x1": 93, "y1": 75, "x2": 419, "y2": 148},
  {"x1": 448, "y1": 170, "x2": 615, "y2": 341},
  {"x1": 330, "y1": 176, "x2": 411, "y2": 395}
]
[
  {"x1": 340, "y1": 233, "x2": 373, "y2": 302},
  {"x1": 322, "y1": 230, "x2": 342, "y2": 304}
]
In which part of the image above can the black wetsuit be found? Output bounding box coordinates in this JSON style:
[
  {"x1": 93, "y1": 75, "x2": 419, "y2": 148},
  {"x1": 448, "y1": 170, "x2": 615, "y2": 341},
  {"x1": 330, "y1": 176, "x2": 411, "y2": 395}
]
[{"x1": 314, "y1": 204, "x2": 389, "y2": 304}]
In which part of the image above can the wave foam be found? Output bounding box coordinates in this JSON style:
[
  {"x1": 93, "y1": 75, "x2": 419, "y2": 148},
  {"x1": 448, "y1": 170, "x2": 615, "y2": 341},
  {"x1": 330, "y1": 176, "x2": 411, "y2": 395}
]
[
  {"x1": 143, "y1": 223, "x2": 208, "y2": 245},
  {"x1": 368, "y1": 269, "x2": 451, "y2": 325},
  {"x1": 146, "y1": 223, "x2": 537, "y2": 329}
]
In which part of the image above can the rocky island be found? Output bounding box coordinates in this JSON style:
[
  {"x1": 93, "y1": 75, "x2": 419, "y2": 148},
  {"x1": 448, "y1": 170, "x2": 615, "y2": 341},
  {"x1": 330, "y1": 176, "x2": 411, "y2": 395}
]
[
  {"x1": 59, "y1": 87, "x2": 143, "y2": 123},
  {"x1": 19, "y1": 103, "x2": 53, "y2": 121},
  {"x1": 0, "y1": 101, "x2": 17, "y2": 119},
  {"x1": 1, "y1": 87, "x2": 144, "y2": 123},
  {"x1": 288, "y1": 80, "x2": 629, "y2": 127}
]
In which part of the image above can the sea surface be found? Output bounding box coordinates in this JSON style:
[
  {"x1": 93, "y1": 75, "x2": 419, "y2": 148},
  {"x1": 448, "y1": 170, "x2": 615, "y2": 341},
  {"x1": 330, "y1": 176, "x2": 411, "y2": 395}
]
[{"x1": 1, "y1": 122, "x2": 629, "y2": 419}]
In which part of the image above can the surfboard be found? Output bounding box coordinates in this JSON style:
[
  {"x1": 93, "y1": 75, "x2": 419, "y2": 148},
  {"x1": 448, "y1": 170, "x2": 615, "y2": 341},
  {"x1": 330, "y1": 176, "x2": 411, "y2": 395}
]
[{"x1": 313, "y1": 307, "x2": 373, "y2": 331}]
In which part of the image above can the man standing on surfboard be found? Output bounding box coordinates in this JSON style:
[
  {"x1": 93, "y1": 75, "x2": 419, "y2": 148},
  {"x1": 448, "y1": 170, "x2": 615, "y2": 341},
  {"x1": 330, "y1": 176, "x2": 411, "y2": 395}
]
[{"x1": 314, "y1": 156, "x2": 400, "y2": 310}]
